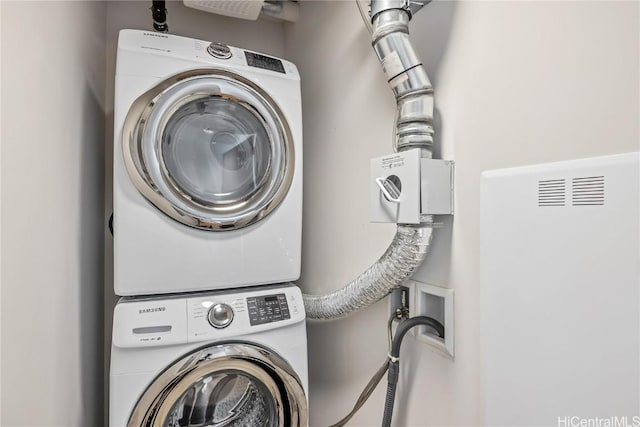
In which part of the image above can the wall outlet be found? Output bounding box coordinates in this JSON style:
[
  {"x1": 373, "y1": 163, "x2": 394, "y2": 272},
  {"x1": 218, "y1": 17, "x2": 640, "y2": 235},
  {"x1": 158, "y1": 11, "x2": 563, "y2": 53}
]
[{"x1": 408, "y1": 280, "x2": 454, "y2": 359}]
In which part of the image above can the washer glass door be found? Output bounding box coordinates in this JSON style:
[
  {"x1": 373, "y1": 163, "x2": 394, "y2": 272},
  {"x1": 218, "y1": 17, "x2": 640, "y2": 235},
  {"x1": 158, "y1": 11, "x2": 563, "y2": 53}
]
[
  {"x1": 164, "y1": 368, "x2": 279, "y2": 426},
  {"x1": 122, "y1": 69, "x2": 295, "y2": 231},
  {"x1": 128, "y1": 344, "x2": 307, "y2": 427}
]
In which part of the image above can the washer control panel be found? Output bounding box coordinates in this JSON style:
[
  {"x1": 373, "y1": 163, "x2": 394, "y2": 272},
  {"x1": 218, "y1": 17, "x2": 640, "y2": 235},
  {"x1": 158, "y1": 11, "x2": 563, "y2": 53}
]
[
  {"x1": 247, "y1": 293, "x2": 290, "y2": 326},
  {"x1": 113, "y1": 285, "x2": 305, "y2": 348},
  {"x1": 207, "y1": 303, "x2": 234, "y2": 328}
]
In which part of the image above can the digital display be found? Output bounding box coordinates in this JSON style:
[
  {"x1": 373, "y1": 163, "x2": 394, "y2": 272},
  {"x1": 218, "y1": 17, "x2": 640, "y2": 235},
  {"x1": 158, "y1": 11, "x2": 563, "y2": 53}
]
[
  {"x1": 247, "y1": 293, "x2": 290, "y2": 326},
  {"x1": 245, "y1": 51, "x2": 285, "y2": 74}
]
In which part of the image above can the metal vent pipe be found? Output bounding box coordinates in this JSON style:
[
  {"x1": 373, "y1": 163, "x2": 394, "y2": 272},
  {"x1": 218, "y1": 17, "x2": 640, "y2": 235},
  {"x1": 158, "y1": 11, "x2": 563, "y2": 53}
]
[{"x1": 302, "y1": 0, "x2": 435, "y2": 321}]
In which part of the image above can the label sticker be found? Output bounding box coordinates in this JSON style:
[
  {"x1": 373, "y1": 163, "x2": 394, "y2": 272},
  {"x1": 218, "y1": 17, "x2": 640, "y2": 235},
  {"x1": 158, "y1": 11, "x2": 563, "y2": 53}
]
[
  {"x1": 382, "y1": 51, "x2": 405, "y2": 80},
  {"x1": 382, "y1": 155, "x2": 405, "y2": 170}
]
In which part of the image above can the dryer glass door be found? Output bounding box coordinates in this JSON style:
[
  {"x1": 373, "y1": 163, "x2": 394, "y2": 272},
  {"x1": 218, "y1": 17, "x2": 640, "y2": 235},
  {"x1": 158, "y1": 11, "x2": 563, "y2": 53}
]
[
  {"x1": 128, "y1": 343, "x2": 307, "y2": 427},
  {"x1": 122, "y1": 69, "x2": 295, "y2": 231},
  {"x1": 162, "y1": 97, "x2": 271, "y2": 207}
]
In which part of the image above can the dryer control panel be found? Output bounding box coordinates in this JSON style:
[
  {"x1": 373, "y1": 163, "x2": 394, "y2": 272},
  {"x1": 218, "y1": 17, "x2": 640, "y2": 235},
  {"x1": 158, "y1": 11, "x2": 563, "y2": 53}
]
[{"x1": 117, "y1": 29, "x2": 300, "y2": 78}]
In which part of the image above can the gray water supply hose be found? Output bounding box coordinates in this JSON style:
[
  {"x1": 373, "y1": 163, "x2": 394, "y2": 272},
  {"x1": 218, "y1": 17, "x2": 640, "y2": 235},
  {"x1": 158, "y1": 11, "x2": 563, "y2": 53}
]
[
  {"x1": 382, "y1": 316, "x2": 445, "y2": 427},
  {"x1": 302, "y1": 0, "x2": 435, "y2": 320}
]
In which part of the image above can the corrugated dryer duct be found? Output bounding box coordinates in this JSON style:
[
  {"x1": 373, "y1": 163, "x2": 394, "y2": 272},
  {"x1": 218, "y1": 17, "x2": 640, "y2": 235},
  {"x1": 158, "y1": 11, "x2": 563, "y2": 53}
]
[{"x1": 302, "y1": 0, "x2": 436, "y2": 321}]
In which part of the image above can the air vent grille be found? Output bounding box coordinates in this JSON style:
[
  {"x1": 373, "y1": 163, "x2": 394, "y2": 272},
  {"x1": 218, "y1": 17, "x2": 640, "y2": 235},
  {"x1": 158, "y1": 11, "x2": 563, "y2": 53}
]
[
  {"x1": 572, "y1": 176, "x2": 605, "y2": 206},
  {"x1": 538, "y1": 179, "x2": 566, "y2": 207}
]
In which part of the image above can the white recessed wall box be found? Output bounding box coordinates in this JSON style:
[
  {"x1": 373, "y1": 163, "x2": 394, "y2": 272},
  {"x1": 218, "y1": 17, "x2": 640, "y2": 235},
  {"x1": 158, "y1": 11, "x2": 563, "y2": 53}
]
[{"x1": 408, "y1": 280, "x2": 455, "y2": 359}]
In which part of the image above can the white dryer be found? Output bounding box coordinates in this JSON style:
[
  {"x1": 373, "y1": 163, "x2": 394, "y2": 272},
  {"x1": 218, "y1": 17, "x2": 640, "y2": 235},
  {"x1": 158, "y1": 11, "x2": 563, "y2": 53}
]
[
  {"x1": 109, "y1": 284, "x2": 308, "y2": 427},
  {"x1": 113, "y1": 30, "x2": 302, "y2": 296}
]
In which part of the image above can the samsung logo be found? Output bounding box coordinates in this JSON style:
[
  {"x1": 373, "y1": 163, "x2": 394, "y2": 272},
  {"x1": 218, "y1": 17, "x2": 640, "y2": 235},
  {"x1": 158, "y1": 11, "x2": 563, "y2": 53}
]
[
  {"x1": 143, "y1": 32, "x2": 168, "y2": 39},
  {"x1": 139, "y1": 307, "x2": 166, "y2": 314}
]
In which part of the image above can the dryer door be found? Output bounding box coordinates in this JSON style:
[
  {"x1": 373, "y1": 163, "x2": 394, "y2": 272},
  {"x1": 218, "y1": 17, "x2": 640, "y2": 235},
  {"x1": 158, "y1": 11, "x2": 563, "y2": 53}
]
[
  {"x1": 122, "y1": 69, "x2": 295, "y2": 231},
  {"x1": 128, "y1": 343, "x2": 307, "y2": 427}
]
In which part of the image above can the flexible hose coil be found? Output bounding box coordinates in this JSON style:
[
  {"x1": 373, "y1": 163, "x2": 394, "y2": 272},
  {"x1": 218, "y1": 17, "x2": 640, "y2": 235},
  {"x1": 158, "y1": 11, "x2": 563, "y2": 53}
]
[{"x1": 303, "y1": 225, "x2": 433, "y2": 320}]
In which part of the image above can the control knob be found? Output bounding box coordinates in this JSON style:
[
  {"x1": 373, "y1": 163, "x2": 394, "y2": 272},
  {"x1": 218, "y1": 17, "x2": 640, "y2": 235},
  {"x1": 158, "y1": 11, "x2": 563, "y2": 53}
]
[
  {"x1": 207, "y1": 303, "x2": 234, "y2": 329},
  {"x1": 207, "y1": 42, "x2": 232, "y2": 59}
]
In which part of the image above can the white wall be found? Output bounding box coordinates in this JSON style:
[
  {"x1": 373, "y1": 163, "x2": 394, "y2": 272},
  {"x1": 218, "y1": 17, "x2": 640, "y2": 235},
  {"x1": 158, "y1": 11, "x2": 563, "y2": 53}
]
[
  {"x1": 102, "y1": 2, "x2": 286, "y2": 423},
  {"x1": 1, "y1": 2, "x2": 106, "y2": 426},
  {"x1": 286, "y1": 1, "x2": 639, "y2": 425},
  {"x1": 1, "y1": 2, "x2": 636, "y2": 426}
]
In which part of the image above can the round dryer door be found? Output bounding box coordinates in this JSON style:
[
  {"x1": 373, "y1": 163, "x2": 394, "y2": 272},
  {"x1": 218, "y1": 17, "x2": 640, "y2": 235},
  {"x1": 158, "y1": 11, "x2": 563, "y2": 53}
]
[
  {"x1": 122, "y1": 69, "x2": 295, "y2": 231},
  {"x1": 128, "y1": 343, "x2": 307, "y2": 427}
]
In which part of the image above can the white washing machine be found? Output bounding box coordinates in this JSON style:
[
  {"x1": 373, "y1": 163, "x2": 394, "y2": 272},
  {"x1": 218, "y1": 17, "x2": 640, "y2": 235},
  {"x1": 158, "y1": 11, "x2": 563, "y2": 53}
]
[
  {"x1": 113, "y1": 29, "x2": 302, "y2": 296},
  {"x1": 109, "y1": 284, "x2": 308, "y2": 427}
]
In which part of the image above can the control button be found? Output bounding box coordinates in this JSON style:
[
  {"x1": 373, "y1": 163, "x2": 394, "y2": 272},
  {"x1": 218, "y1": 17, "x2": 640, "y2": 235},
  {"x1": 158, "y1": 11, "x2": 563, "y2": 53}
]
[
  {"x1": 207, "y1": 303, "x2": 234, "y2": 329},
  {"x1": 207, "y1": 42, "x2": 232, "y2": 59}
]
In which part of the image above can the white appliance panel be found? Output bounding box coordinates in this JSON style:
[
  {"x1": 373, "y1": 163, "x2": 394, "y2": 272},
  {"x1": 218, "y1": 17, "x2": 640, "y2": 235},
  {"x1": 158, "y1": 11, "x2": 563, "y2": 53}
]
[
  {"x1": 113, "y1": 30, "x2": 303, "y2": 295},
  {"x1": 480, "y1": 153, "x2": 640, "y2": 425},
  {"x1": 110, "y1": 285, "x2": 308, "y2": 427}
]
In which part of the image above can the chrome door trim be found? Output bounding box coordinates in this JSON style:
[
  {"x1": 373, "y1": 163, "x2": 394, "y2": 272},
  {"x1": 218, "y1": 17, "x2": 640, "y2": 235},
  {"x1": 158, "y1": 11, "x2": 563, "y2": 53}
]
[
  {"x1": 128, "y1": 343, "x2": 308, "y2": 427},
  {"x1": 122, "y1": 68, "x2": 295, "y2": 231}
]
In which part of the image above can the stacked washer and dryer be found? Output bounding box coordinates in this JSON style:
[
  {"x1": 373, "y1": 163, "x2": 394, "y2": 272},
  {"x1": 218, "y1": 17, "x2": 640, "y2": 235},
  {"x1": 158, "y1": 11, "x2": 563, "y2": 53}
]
[{"x1": 110, "y1": 29, "x2": 307, "y2": 426}]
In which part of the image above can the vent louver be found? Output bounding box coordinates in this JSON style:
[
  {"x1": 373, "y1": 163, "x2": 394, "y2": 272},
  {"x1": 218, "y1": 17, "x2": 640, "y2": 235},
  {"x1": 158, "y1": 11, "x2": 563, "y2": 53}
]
[
  {"x1": 572, "y1": 176, "x2": 605, "y2": 206},
  {"x1": 538, "y1": 179, "x2": 566, "y2": 207}
]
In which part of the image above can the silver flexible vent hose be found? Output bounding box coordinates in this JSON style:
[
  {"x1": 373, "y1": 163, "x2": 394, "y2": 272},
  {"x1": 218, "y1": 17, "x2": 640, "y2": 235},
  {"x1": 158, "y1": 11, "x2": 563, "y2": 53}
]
[{"x1": 302, "y1": 0, "x2": 436, "y2": 321}]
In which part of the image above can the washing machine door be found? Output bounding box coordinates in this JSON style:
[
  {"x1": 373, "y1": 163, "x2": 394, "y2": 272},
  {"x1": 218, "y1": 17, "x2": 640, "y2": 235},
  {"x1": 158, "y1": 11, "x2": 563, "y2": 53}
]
[
  {"x1": 128, "y1": 343, "x2": 307, "y2": 427},
  {"x1": 122, "y1": 69, "x2": 295, "y2": 231}
]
